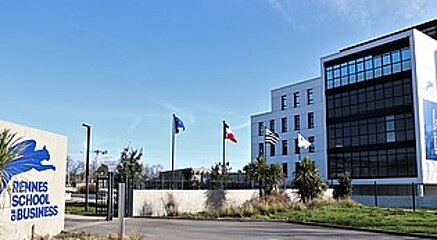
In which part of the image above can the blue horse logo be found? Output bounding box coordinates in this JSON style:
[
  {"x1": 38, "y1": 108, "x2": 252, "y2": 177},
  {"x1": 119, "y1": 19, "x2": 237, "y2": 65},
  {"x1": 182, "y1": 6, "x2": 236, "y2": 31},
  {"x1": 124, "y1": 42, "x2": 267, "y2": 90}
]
[{"x1": 0, "y1": 139, "x2": 56, "y2": 194}]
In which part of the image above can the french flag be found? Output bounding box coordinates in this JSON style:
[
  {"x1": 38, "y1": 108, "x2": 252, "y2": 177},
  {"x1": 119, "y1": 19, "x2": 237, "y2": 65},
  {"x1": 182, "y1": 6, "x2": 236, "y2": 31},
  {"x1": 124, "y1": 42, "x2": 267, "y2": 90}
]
[{"x1": 224, "y1": 122, "x2": 237, "y2": 143}]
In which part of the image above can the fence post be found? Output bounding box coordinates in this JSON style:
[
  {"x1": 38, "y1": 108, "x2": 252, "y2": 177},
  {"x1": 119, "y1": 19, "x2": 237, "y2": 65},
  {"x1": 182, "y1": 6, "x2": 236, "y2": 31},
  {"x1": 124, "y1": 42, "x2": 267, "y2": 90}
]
[
  {"x1": 373, "y1": 181, "x2": 378, "y2": 207},
  {"x1": 412, "y1": 182, "x2": 416, "y2": 212},
  {"x1": 118, "y1": 183, "x2": 125, "y2": 240},
  {"x1": 107, "y1": 172, "x2": 113, "y2": 221}
]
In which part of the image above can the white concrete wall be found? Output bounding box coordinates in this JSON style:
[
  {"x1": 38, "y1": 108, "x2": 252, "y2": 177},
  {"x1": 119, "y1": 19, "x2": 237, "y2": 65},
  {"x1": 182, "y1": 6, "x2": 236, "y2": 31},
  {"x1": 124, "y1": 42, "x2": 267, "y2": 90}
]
[
  {"x1": 133, "y1": 189, "x2": 334, "y2": 217},
  {"x1": 0, "y1": 120, "x2": 67, "y2": 239}
]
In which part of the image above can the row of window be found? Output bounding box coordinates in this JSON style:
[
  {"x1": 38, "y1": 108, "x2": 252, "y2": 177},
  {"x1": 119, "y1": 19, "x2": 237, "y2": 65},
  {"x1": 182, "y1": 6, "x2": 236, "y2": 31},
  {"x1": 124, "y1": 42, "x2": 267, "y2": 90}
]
[
  {"x1": 328, "y1": 147, "x2": 417, "y2": 178},
  {"x1": 258, "y1": 136, "x2": 315, "y2": 157},
  {"x1": 327, "y1": 78, "x2": 413, "y2": 119},
  {"x1": 328, "y1": 113, "x2": 415, "y2": 149},
  {"x1": 280, "y1": 88, "x2": 314, "y2": 110},
  {"x1": 258, "y1": 113, "x2": 315, "y2": 136},
  {"x1": 326, "y1": 47, "x2": 411, "y2": 89}
]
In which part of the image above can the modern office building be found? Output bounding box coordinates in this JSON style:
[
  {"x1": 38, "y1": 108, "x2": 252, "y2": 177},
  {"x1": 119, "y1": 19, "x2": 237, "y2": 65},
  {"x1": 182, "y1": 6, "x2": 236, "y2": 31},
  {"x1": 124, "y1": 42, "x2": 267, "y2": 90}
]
[
  {"x1": 251, "y1": 77, "x2": 325, "y2": 184},
  {"x1": 251, "y1": 19, "x2": 437, "y2": 195},
  {"x1": 322, "y1": 19, "x2": 437, "y2": 195}
]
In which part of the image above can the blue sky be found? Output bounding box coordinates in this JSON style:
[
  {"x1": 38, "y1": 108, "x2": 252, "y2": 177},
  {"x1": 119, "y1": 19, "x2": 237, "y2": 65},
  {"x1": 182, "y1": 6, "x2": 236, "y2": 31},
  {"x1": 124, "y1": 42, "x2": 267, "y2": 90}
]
[{"x1": 0, "y1": 0, "x2": 435, "y2": 171}]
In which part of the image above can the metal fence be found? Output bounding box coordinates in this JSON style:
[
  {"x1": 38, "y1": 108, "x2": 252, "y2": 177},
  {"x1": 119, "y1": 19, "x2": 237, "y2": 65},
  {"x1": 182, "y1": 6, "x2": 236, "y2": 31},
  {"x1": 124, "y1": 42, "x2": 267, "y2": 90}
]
[
  {"x1": 133, "y1": 179, "x2": 255, "y2": 190},
  {"x1": 349, "y1": 182, "x2": 437, "y2": 211}
]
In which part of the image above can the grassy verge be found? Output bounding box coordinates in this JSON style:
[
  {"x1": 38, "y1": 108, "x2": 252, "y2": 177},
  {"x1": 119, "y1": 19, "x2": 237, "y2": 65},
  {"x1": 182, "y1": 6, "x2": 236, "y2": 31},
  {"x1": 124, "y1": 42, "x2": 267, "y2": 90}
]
[
  {"x1": 194, "y1": 197, "x2": 437, "y2": 235},
  {"x1": 65, "y1": 202, "x2": 106, "y2": 216},
  {"x1": 267, "y1": 205, "x2": 437, "y2": 234}
]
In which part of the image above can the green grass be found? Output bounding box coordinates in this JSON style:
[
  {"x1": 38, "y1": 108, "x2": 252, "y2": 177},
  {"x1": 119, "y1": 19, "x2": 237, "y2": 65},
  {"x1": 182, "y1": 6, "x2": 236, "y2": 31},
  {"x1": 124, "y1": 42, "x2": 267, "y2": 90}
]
[
  {"x1": 265, "y1": 205, "x2": 437, "y2": 234},
  {"x1": 65, "y1": 202, "x2": 107, "y2": 216},
  {"x1": 196, "y1": 198, "x2": 437, "y2": 235}
]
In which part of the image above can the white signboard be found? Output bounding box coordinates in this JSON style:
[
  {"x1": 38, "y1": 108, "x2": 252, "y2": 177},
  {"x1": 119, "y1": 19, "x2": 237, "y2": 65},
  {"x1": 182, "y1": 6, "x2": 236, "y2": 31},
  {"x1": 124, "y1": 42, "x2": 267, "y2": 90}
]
[{"x1": 0, "y1": 120, "x2": 67, "y2": 239}]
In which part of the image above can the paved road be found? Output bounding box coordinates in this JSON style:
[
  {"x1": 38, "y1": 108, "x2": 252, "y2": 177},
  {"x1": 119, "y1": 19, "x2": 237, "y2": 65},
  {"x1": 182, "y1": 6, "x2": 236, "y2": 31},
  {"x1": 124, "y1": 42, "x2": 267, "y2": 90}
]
[{"x1": 65, "y1": 215, "x2": 426, "y2": 240}]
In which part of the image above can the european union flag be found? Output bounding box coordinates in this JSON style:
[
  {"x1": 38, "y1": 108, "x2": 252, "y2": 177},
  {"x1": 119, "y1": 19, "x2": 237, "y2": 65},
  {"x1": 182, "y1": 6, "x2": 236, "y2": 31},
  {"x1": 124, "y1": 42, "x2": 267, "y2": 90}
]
[{"x1": 173, "y1": 114, "x2": 185, "y2": 134}]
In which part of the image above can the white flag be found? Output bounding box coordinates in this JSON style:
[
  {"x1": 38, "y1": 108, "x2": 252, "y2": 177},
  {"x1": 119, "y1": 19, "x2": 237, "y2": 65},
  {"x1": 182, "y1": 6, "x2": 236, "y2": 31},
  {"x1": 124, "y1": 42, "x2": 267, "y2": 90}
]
[{"x1": 297, "y1": 133, "x2": 312, "y2": 149}]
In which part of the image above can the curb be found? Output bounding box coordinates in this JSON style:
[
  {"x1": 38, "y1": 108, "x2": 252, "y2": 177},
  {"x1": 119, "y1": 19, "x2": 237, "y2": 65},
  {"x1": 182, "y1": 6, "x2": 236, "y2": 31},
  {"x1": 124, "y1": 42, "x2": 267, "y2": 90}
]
[{"x1": 133, "y1": 216, "x2": 437, "y2": 239}]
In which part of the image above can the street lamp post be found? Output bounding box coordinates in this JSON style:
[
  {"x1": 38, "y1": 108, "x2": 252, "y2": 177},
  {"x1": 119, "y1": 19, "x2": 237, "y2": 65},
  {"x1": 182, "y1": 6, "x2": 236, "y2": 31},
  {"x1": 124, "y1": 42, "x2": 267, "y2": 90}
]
[{"x1": 82, "y1": 123, "x2": 91, "y2": 212}]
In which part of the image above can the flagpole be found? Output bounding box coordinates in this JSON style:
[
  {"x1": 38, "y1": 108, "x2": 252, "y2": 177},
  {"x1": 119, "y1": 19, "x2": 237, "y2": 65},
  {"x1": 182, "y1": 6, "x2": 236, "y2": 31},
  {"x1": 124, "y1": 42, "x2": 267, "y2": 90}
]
[
  {"x1": 171, "y1": 114, "x2": 176, "y2": 189},
  {"x1": 222, "y1": 121, "x2": 226, "y2": 173},
  {"x1": 264, "y1": 126, "x2": 268, "y2": 198}
]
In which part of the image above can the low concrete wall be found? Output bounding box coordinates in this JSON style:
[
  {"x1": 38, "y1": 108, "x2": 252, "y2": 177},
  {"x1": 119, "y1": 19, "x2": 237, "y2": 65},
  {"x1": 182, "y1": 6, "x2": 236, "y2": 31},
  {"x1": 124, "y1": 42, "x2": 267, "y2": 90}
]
[
  {"x1": 133, "y1": 189, "x2": 333, "y2": 217},
  {"x1": 353, "y1": 195, "x2": 437, "y2": 209}
]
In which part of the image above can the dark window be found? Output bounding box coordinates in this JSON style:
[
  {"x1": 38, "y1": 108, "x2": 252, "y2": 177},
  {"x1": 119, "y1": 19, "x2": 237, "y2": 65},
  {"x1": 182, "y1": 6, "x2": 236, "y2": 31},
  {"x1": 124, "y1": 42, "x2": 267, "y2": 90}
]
[
  {"x1": 308, "y1": 136, "x2": 315, "y2": 152},
  {"x1": 270, "y1": 143, "x2": 275, "y2": 156},
  {"x1": 258, "y1": 143, "x2": 264, "y2": 156},
  {"x1": 294, "y1": 115, "x2": 300, "y2": 130},
  {"x1": 307, "y1": 88, "x2": 314, "y2": 104},
  {"x1": 308, "y1": 112, "x2": 315, "y2": 129},
  {"x1": 269, "y1": 119, "x2": 275, "y2": 132},
  {"x1": 258, "y1": 122, "x2": 264, "y2": 136},
  {"x1": 281, "y1": 95, "x2": 287, "y2": 110},
  {"x1": 282, "y1": 140, "x2": 288, "y2": 155},
  {"x1": 281, "y1": 117, "x2": 287, "y2": 132},
  {"x1": 294, "y1": 138, "x2": 300, "y2": 154},
  {"x1": 282, "y1": 162, "x2": 288, "y2": 177},
  {"x1": 294, "y1": 92, "x2": 300, "y2": 108}
]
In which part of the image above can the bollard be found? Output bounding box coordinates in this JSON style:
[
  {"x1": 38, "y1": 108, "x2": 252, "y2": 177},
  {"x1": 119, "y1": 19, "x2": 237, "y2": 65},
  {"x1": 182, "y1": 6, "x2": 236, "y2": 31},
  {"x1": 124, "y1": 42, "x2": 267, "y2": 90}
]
[
  {"x1": 118, "y1": 183, "x2": 125, "y2": 240},
  {"x1": 31, "y1": 224, "x2": 35, "y2": 239}
]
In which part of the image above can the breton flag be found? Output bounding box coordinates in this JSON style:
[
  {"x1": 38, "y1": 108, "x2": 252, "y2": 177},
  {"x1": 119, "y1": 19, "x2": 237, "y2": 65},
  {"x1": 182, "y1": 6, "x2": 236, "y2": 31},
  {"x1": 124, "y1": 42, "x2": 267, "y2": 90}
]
[
  {"x1": 173, "y1": 114, "x2": 185, "y2": 134},
  {"x1": 297, "y1": 132, "x2": 311, "y2": 149},
  {"x1": 265, "y1": 128, "x2": 280, "y2": 145},
  {"x1": 224, "y1": 122, "x2": 237, "y2": 143}
]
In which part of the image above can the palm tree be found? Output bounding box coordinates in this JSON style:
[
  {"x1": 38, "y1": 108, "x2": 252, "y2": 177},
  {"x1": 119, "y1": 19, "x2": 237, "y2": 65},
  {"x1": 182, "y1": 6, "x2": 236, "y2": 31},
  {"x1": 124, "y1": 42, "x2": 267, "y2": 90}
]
[
  {"x1": 245, "y1": 156, "x2": 281, "y2": 197},
  {"x1": 0, "y1": 129, "x2": 23, "y2": 195},
  {"x1": 292, "y1": 156, "x2": 325, "y2": 203}
]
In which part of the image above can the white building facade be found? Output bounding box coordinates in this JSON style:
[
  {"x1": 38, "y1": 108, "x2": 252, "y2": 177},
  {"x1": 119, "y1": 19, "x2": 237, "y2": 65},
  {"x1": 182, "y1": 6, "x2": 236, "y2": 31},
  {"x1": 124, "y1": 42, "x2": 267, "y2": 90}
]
[
  {"x1": 251, "y1": 77, "x2": 325, "y2": 184},
  {"x1": 322, "y1": 20, "x2": 437, "y2": 196},
  {"x1": 251, "y1": 19, "x2": 437, "y2": 196}
]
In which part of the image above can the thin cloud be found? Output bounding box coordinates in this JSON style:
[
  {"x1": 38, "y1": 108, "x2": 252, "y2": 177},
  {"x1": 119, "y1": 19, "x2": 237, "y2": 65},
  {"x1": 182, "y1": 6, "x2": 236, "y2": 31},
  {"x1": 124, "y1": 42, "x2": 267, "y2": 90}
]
[
  {"x1": 266, "y1": 0, "x2": 293, "y2": 24},
  {"x1": 233, "y1": 122, "x2": 250, "y2": 131}
]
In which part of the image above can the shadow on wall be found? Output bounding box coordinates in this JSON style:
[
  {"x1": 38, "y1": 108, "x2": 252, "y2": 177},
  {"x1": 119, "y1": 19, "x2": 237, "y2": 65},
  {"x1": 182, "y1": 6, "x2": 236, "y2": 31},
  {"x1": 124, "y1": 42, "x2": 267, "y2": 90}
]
[
  {"x1": 140, "y1": 201, "x2": 153, "y2": 217},
  {"x1": 205, "y1": 189, "x2": 227, "y2": 212},
  {"x1": 164, "y1": 193, "x2": 178, "y2": 216}
]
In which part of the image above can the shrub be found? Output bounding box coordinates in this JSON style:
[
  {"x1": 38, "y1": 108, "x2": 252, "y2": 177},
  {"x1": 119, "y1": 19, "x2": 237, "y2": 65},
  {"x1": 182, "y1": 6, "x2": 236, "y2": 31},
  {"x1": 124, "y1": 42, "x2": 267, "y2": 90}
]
[
  {"x1": 292, "y1": 156, "x2": 326, "y2": 203},
  {"x1": 333, "y1": 173, "x2": 353, "y2": 199}
]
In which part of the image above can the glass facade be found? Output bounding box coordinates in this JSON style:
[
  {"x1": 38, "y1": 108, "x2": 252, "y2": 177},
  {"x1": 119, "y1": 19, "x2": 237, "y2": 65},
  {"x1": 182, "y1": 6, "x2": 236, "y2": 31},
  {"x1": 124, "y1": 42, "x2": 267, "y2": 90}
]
[
  {"x1": 326, "y1": 47, "x2": 411, "y2": 89},
  {"x1": 325, "y1": 40, "x2": 417, "y2": 179}
]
